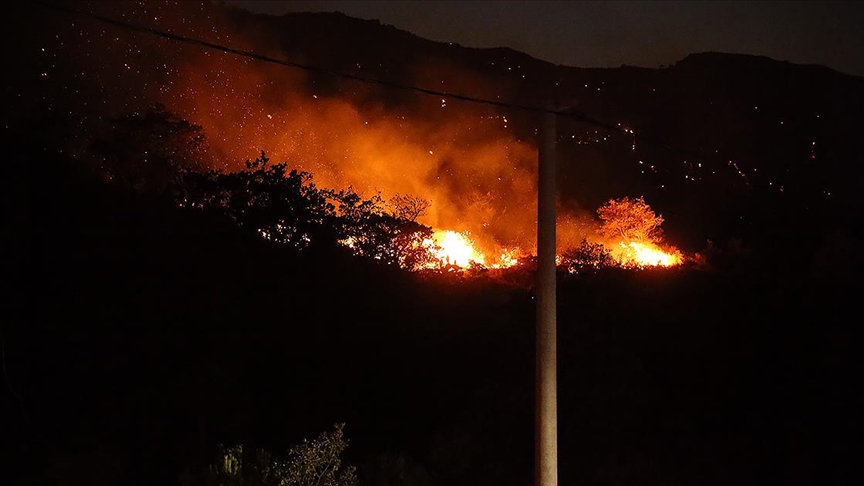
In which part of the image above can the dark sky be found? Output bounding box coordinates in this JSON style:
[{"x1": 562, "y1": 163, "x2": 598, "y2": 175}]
[{"x1": 229, "y1": 0, "x2": 864, "y2": 77}]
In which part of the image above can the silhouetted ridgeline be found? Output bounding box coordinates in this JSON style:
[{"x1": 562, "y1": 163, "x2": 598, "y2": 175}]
[
  {"x1": 3, "y1": 3, "x2": 863, "y2": 485},
  {"x1": 7, "y1": 2, "x2": 864, "y2": 256},
  {"x1": 4, "y1": 131, "x2": 861, "y2": 485}
]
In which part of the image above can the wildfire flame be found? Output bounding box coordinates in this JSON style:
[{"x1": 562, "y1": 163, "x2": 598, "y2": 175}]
[
  {"x1": 492, "y1": 248, "x2": 520, "y2": 269},
  {"x1": 421, "y1": 231, "x2": 683, "y2": 270},
  {"x1": 420, "y1": 230, "x2": 527, "y2": 269},
  {"x1": 45, "y1": 2, "x2": 694, "y2": 276},
  {"x1": 425, "y1": 230, "x2": 486, "y2": 268},
  {"x1": 612, "y1": 241, "x2": 683, "y2": 267}
]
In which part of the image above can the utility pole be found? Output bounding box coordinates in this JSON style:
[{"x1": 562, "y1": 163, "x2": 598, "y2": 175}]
[{"x1": 536, "y1": 106, "x2": 558, "y2": 486}]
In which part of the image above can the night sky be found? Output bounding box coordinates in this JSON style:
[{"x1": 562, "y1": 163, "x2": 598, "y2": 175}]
[
  {"x1": 11, "y1": 0, "x2": 862, "y2": 256},
  {"x1": 231, "y1": 0, "x2": 864, "y2": 77},
  {"x1": 5, "y1": 3, "x2": 863, "y2": 486}
]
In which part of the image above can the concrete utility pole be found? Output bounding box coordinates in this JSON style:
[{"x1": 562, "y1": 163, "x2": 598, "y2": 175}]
[{"x1": 536, "y1": 106, "x2": 558, "y2": 486}]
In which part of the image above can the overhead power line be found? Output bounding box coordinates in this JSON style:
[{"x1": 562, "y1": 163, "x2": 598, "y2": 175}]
[
  {"x1": 34, "y1": 2, "x2": 622, "y2": 127},
  {"x1": 35, "y1": 1, "x2": 715, "y2": 162}
]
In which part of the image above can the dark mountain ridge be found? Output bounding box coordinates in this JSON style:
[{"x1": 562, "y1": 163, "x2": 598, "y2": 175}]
[
  {"x1": 223, "y1": 6, "x2": 864, "y2": 253},
  {"x1": 6, "y1": 2, "x2": 863, "y2": 258},
  {"x1": 4, "y1": 4, "x2": 863, "y2": 486}
]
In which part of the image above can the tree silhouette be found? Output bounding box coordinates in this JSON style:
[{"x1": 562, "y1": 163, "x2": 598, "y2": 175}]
[
  {"x1": 561, "y1": 238, "x2": 616, "y2": 272},
  {"x1": 91, "y1": 105, "x2": 211, "y2": 194},
  {"x1": 181, "y1": 152, "x2": 336, "y2": 250},
  {"x1": 180, "y1": 153, "x2": 436, "y2": 268},
  {"x1": 189, "y1": 424, "x2": 357, "y2": 486},
  {"x1": 388, "y1": 194, "x2": 431, "y2": 222},
  {"x1": 332, "y1": 190, "x2": 435, "y2": 269}
]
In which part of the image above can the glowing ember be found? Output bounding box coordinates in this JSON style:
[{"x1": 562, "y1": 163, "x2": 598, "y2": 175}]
[
  {"x1": 340, "y1": 236, "x2": 357, "y2": 249},
  {"x1": 613, "y1": 241, "x2": 682, "y2": 267}
]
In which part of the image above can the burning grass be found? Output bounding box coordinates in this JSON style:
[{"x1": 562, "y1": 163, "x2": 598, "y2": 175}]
[{"x1": 175, "y1": 153, "x2": 685, "y2": 274}]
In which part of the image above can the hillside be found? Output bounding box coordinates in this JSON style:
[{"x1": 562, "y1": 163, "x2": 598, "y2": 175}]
[
  {"x1": 7, "y1": 2, "x2": 864, "y2": 256},
  {"x1": 3, "y1": 3, "x2": 864, "y2": 486},
  {"x1": 226, "y1": 8, "x2": 864, "y2": 251},
  {"x1": 5, "y1": 133, "x2": 859, "y2": 486}
]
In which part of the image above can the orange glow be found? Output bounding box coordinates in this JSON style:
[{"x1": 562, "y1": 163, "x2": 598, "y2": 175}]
[
  {"x1": 84, "y1": 4, "x2": 684, "y2": 272},
  {"x1": 37, "y1": 2, "x2": 700, "y2": 277},
  {"x1": 611, "y1": 241, "x2": 683, "y2": 267},
  {"x1": 419, "y1": 230, "x2": 524, "y2": 269},
  {"x1": 491, "y1": 248, "x2": 520, "y2": 269},
  {"x1": 425, "y1": 230, "x2": 486, "y2": 268},
  {"x1": 147, "y1": 33, "x2": 545, "y2": 259}
]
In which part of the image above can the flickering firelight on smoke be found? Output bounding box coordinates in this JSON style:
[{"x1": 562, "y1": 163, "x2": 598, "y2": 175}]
[
  {"x1": 54, "y1": 2, "x2": 685, "y2": 272},
  {"x1": 159, "y1": 59, "x2": 686, "y2": 270}
]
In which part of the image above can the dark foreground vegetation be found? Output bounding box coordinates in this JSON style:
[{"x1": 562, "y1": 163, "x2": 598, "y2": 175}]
[
  {"x1": 4, "y1": 3, "x2": 863, "y2": 483},
  {"x1": 3, "y1": 128, "x2": 861, "y2": 486}
]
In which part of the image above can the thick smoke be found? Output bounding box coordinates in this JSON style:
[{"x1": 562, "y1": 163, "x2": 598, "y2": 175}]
[{"x1": 56, "y1": 1, "x2": 599, "y2": 255}]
